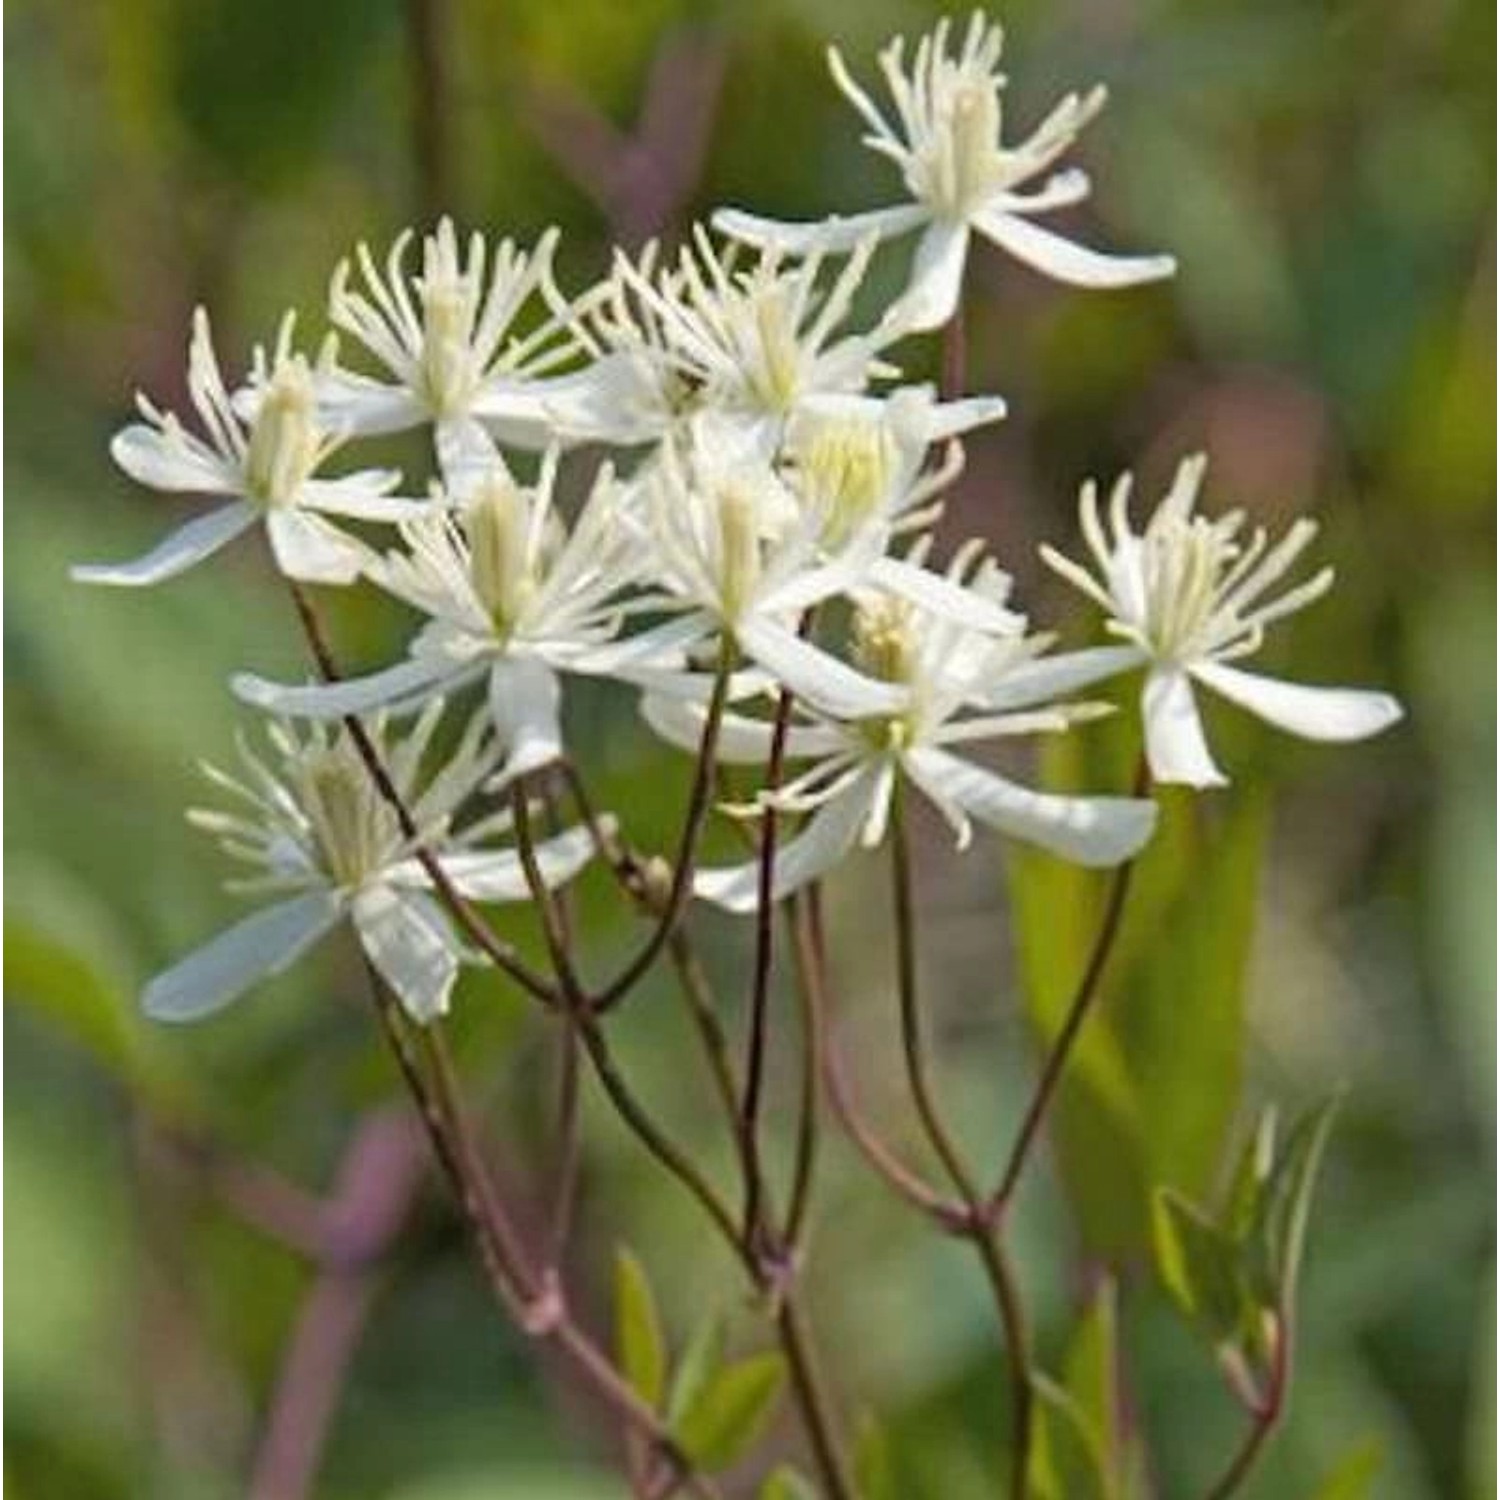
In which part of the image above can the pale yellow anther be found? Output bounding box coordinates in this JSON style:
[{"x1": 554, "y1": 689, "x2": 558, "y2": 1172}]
[{"x1": 244, "y1": 360, "x2": 321, "y2": 507}]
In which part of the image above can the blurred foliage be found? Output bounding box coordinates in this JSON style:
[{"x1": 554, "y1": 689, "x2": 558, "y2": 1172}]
[{"x1": 4, "y1": 0, "x2": 1494, "y2": 1497}]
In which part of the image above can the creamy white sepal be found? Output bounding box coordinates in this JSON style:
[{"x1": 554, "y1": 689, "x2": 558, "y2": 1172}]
[
  {"x1": 1191, "y1": 661, "x2": 1404, "y2": 743},
  {"x1": 71, "y1": 502, "x2": 258, "y2": 587},
  {"x1": 972, "y1": 204, "x2": 1177, "y2": 289},
  {"x1": 232, "y1": 655, "x2": 468, "y2": 720},
  {"x1": 1142, "y1": 668, "x2": 1227, "y2": 788},
  {"x1": 711, "y1": 203, "x2": 928, "y2": 256},
  {"x1": 979, "y1": 644, "x2": 1145, "y2": 711},
  {"x1": 904, "y1": 745, "x2": 1157, "y2": 865},
  {"x1": 351, "y1": 884, "x2": 460, "y2": 1023},
  {"x1": 486, "y1": 655, "x2": 564, "y2": 786},
  {"x1": 900, "y1": 220, "x2": 971, "y2": 332},
  {"x1": 694, "y1": 764, "x2": 882, "y2": 913},
  {"x1": 737, "y1": 616, "x2": 904, "y2": 719},
  {"x1": 110, "y1": 423, "x2": 238, "y2": 493},
  {"x1": 266, "y1": 508, "x2": 372, "y2": 584},
  {"x1": 142, "y1": 889, "x2": 342, "y2": 1022}
]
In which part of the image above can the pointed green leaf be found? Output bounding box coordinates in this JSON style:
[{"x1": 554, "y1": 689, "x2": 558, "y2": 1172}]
[
  {"x1": 666, "y1": 1311, "x2": 726, "y2": 1426},
  {"x1": 1151, "y1": 1188, "x2": 1256, "y2": 1350},
  {"x1": 1223, "y1": 1106, "x2": 1279, "y2": 1245},
  {"x1": 613, "y1": 1246, "x2": 666, "y2": 1410},
  {"x1": 673, "y1": 1351, "x2": 786, "y2": 1471},
  {"x1": 1260, "y1": 1096, "x2": 1341, "y2": 1314},
  {"x1": 1062, "y1": 1278, "x2": 1122, "y2": 1497},
  {"x1": 1031, "y1": 1375, "x2": 1109, "y2": 1500},
  {"x1": 1307, "y1": 1438, "x2": 1382, "y2": 1499}
]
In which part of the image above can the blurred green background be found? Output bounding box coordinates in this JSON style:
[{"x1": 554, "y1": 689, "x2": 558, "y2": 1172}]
[{"x1": 5, "y1": 0, "x2": 1494, "y2": 1497}]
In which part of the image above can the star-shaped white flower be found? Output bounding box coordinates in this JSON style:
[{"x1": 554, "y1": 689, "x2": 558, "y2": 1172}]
[
  {"x1": 1037, "y1": 453, "x2": 1404, "y2": 788},
  {"x1": 714, "y1": 12, "x2": 1175, "y2": 332},
  {"x1": 643, "y1": 543, "x2": 1158, "y2": 912},
  {"x1": 545, "y1": 226, "x2": 909, "y2": 458},
  {"x1": 318, "y1": 219, "x2": 581, "y2": 465},
  {"x1": 143, "y1": 703, "x2": 598, "y2": 1025},
  {"x1": 73, "y1": 311, "x2": 424, "y2": 588},
  {"x1": 231, "y1": 446, "x2": 643, "y2": 786}
]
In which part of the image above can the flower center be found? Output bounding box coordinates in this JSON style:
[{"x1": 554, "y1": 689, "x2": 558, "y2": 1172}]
[
  {"x1": 1135, "y1": 517, "x2": 1240, "y2": 661},
  {"x1": 750, "y1": 291, "x2": 802, "y2": 411},
  {"x1": 915, "y1": 75, "x2": 1002, "y2": 217},
  {"x1": 853, "y1": 594, "x2": 918, "y2": 684},
  {"x1": 420, "y1": 275, "x2": 477, "y2": 418},
  {"x1": 795, "y1": 417, "x2": 897, "y2": 546},
  {"x1": 715, "y1": 479, "x2": 763, "y2": 621},
  {"x1": 298, "y1": 742, "x2": 400, "y2": 888},
  {"x1": 244, "y1": 362, "x2": 321, "y2": 506},
  {"x1": 466, "y1": 474, "x2": 537, "y2": 638}
]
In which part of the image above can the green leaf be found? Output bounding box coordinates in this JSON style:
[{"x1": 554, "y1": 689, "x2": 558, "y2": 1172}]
[
  {"x1": 1307, "y1": 1438, "x2": 1383, "y2": 1500},
  {"x1": 1030, "y1": 1375, "x2": 1109, "y2": 1500},
  {"x1": 1151, "y1": 1188, "x2": 1256, "y2": 1351},
  {"x1": 759, "y1": 1465, "x2": 820, "y2": 1500},
  {"x1": 612, "y1": 1246, "x2": 667, "y2": 1409},
  {"x1": 666, "y1": 1311, "x2": 726, "y2": 1427},
  {"x1": 672, "y1": 1351, "x2": 786, "y2": 1471},
  {"x1": 1062, "y1": 1278, "x2": 1122, "y2": 1497},
  {"x1": 1223, "y1": 1106, "x2": 1280, "y2": 1245},
  {"x1": 1259, "y1": 1095, "x2": 1341, "y2": 1314}
]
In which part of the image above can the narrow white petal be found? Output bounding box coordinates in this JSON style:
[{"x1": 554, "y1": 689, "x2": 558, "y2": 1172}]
[
  {"x1": 299, "y1": 478, "x2": 425, "y2": 522},
  {"x1": 711, "y1": 204, "x2": 927, "y2": 255},
  {"x1": 868, "y1": 556, "x2": 1024, "y2": 634},
  {"x1": 896, "y1": 221, "x2": 971, "y2": 333},
  {"x1": 980, "y1": 645, "x2": 1146, "y2": 711},
  {"x1": 487, "y1": 656, "x2": 564, "y2": 784},
  {"x1": 922, "y1": 394, "x2": 1008, "y2": 442},
  {"x1": 512, "y1": 358, "x2": 665, "y2": 447},
  {"x1": 972, "y1": 205, "x2": 1176, "y2": 289},
  {"x1": 410, "y1": 825, "x2": 596, "y2": 903},
  {"x1": 737, "y1": 616, "x2": 903, "y2": 720},
  {"x1": 266, "y1": 508, "x2": 372, "y2": 584},
  {"x1": 641, "y1": 694, "x2": 846, "y2": 764},
  {"x1": 1142, "y1": 668, "x2": 1227, "y2": 788},
  {"x1": 232, "y1": 656, "x2": 462, "y2": 720},
  {"x1": 574, "y1": 613, "x2": 712, "y2": 680},
  {"x1": 904, "y1": 746, "x2": 1157, "y2": 866},
  {"x1": 352, "y1": 885, "x2": 458, "y2": 1024},
  {"x1": 694, "y1": 768, "x2": 880, "y2": 914},
  {"x1": 435, "y1": 417, "x2": 505, "y2": 496},
  {"x1": 1191, "y1": 661, "x2": 1403, "y2": 744},
  {"x1": 71, "y1": 502, "x2": 258, "y2": 587},
  {"x1": 110, "y1": 423, "x2": 239, "y2": 494},
  {"x1": 142, "y1": 890, "x2": 341, "y2": 1022},
  {"x1": 314, "y1": 371, "x2": 426, "y2": 436}
]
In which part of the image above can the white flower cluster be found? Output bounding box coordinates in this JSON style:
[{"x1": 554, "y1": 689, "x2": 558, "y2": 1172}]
[{"x1": 76, "y1": 11, "x2": 1401, "y2": 1025}]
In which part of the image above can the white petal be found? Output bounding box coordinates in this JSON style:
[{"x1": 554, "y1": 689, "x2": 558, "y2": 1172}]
[
  {"x1": 110, "y1": 423, "x2": 239, "y2": 494},
  {"x1": 1141, "y1": 668, "x2": 1227, "y2": 788},
  {"x1": 897, "y1": 221, "x2": 971, "y2": 332},
  {"x1": 867, "y1": 556, "x2": 1024, "y2": 634},
  {"x1": 315, "y1": 371, "x2": 426, "y2": 436},
  {"x1": 981, "y1": 645, "x2": 1146, "y2": 711},
  {"x1": 266, "y1": 508, "x2": 372, "y2": 584},
  {"x1": 904, "y1": 746, "x2": 1157, "y2": 866},
  {"x1": 299, "y1": 477, "x2": 426, "y2": 522},
  {"x1": 71, "y1": 502, "x2": 258, "y2": 587},
  {"x1": 641, "y1": 694, "x2": 846, "y2": 764},
  {"x1": 972, "y1": 205, "x2": 1177, "y2": 289},
  {"x1": 142, "y1": 890, "x2": 342, "y2": 1022},
  {"x1": 487, "y1": 656, "x2": 564, "y2": 784},
  {"x1": 435, "y1": 417, "x2": 505, "y2": 496},
  {"x1": 921, "y1": 394, "x2": 1008, "y2": 442},
  {"x1": 694, "y1": 767, "x2": 880, "y2": 913},
  {"x1": 711, "y1": 204, "x2": 927, "y2": 256},
  {"x1": 508, "y1": 358, "x2": 666, "y2": 447},
  {"x1": 232, "y1": 655, "x2": 464, "y2": 720},
  {"x1": 352, "y1": 884, "x2": 458, "y2": 1024},
  {"x1": 737, "y1": 616, "x2": 904, "y2": 720},
  {"x1": 400, "y1": 825, "x2": 597, "y2": 903},
  {"x1": 1191, "y1": 661, "x2": 1403, "y2": 744},
  {"x1": 574, "y1": 613, "x2": 713, "y2": 680}
]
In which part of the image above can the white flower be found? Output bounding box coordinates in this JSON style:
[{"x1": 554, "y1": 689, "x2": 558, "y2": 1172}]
[
  {"x1": 559, "y1": 226, "x2": 908, "y2": 457},
  {"x1": 232, "y1": 448, "x2": 642, "y2": 786},
  {"x1": 644, "y1": 543, "x2": 1158, "y2": 912},
  {"x1": 1038, "y1": 453, "x2": 1404, "y2": 788},
  {"x1": 781, "y1": 384, "x2": 1005, "y2": 548},
  {"x1": 73, "y1": 311, "x2": 424, "y2": 588},
  {"x1": 582, "y1": 424, "x2": 911, "y2": 718},
  {"x1": 714, "y1": 12, "x2": 1175, "y2": 332},
  {"x1": 142, "y1": 703, "x2": 597, "y2": 1025},
  {"x1": 318, "y1": 219, "x2": 581, "y2": 463}
]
